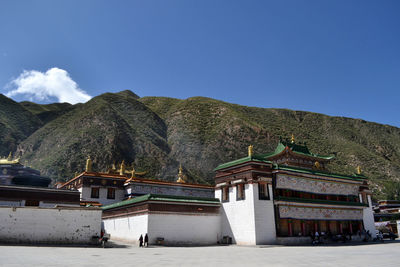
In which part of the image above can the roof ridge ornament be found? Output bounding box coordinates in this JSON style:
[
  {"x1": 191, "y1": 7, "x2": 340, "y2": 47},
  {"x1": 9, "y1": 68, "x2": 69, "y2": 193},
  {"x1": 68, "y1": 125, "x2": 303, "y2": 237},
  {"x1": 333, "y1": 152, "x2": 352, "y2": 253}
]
[
  {"x1": 85, "y1": 156, "x2": 92, "y2": 172},
  {"x1": 248, "y1": 145, "x2": 254, "y2": 157},
  {"x1": 356, "y1": 166, "x2": 362, "y2": 175},
  {"x1": 291, "y1": 134, "x2": 295, "y2": 144},
  {"x1": 176, "y1": 163, "x2": 186, "y2": 183}
]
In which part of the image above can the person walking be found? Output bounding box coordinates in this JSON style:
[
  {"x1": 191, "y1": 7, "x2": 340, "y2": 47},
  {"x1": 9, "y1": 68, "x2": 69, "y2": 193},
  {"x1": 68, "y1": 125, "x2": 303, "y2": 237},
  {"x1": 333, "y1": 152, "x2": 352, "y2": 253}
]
[
  {"x1": 139, "y1": 234, "x2": 143, "y2": 247},
  {"x1": 144, "y1": 233, "x2": 149, "y2": 247}
]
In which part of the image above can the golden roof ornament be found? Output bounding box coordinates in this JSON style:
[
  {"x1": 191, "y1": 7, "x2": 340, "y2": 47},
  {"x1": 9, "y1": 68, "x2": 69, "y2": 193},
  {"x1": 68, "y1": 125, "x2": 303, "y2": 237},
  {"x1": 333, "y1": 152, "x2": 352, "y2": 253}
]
[
  {"x1": 291, "y1": 134, "x2": 295, "y2": 144},
  {"x1": 0, "y1": 152, "x2": 20, "y2": 165},
  {"x1": 176, "y1": 164, "x2": 185, "y2": 183},
  {"x1": 119, "y1": 160, "x2": 126, "y2": 175},
  {"x1": 356, "y1": 166, "x2": 362, "y2": 175},
  {"x1": 85, "y1": 156, "x2": 92, "y2": 172},
  {"x1": 248, "y1": 145, "x2": 254, "y2": 157},
  {"x1": 314, "y1": 161, "x2": 321, "y2": 169}
]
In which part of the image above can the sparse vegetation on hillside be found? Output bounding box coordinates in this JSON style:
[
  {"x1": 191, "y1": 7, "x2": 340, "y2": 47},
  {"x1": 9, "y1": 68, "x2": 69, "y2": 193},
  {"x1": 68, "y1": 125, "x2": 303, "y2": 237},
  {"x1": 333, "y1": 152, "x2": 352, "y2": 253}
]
[{"x1": 0, "y1": 91, "x2": 399, "y2": 200}]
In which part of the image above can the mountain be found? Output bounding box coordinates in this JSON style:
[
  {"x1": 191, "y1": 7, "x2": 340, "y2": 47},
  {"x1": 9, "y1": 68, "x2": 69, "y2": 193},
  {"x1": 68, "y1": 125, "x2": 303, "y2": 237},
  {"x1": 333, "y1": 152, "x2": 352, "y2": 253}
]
[
  {"x1": 0, "y1": 94, "x2": 43, "y2": 156},
  {"x1": 1, "y1": 91, "x2": 399, "y2": 200},
  {"x1": 20, "y1": 101, "x2": 76, "y2": 125}
]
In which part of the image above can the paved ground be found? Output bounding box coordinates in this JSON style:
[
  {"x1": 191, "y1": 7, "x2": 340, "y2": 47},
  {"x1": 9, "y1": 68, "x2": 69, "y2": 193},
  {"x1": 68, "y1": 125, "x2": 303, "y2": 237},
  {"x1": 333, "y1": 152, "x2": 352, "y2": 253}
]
[{"x1": 1, "y1": 241, "x2": 400, "y2": 267}]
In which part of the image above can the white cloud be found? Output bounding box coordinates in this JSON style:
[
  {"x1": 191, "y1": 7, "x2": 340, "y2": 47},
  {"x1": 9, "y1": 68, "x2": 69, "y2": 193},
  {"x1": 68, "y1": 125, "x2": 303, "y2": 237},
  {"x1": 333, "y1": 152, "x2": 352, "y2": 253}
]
[{"x1": 5, "y1": 68, "x2": 92, "y2": 104}]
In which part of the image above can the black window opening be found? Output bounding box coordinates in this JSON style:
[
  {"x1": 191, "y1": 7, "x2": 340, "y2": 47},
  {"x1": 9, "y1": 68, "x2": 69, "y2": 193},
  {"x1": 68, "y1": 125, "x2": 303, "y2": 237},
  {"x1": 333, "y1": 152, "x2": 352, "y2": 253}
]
[
  {"x1": 222, "y1": 187, "x2": 229, "y2": 202},
  {"x1": 91, "y1": 187, "x2": 100, "y2": 198},
  {"x1": 107, "y1": 188, "x2": 116, "y2": 199},
  {"x1": 259, "y1": 183, "x2": 270, "y2": 200},
  {"x1": 236, "y1": 184, "x2": 245, "y2": 200}
]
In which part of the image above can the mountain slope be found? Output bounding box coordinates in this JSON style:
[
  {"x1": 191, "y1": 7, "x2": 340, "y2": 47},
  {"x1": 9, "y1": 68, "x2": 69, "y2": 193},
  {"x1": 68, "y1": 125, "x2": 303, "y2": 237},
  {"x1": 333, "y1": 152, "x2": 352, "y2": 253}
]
[
  {"x1": 1, "y1": 91, "x2": 398, "y2": 200},
  {"x1": 140, "y1": 96, "x2": 400, "y2": 199},
  {"x1": 0, "y1": 94, "x2": 43, "y2": 156},
  {"x1": 20, "y1": 101, "x2": 76, "y2": 125},
  {"x1": 16, "y1": 92, "x2": 179, "y2": 181}
]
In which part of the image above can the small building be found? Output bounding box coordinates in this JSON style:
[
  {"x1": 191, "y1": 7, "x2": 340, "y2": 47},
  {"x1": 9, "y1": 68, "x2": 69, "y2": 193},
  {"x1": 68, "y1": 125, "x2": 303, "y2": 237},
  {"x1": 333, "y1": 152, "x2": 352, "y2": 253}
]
[
  {"x1": 0, "y1": 153, "x2": 51, "y2": 187},
  {"x1": 0, "y1": 154, "x2": 80, "y2": 207},
  {"x1": 0, "y1": 154, "x2": 101, "y2": 244},
  {"x1": 60, "y1": 158, "x2": 215, "y2": 206},
  {"x1": 214, "y1": 137, "x2": 375, "y2": 245},
  {"x1": 102, "y1": 194, "x2": 221, "y2": 245}
]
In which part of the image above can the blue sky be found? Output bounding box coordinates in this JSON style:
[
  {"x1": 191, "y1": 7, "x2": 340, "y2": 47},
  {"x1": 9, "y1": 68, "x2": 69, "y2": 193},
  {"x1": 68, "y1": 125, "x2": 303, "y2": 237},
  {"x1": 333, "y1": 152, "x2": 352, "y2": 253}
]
[{"x1": 0, "y1": 0, "x2": 399, "y2": 127}]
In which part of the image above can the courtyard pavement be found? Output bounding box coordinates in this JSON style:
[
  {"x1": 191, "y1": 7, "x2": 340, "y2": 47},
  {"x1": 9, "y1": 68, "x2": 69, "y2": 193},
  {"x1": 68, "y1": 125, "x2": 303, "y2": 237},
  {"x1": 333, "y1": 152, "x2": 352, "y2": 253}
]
[{"x1": 1, "y1": 241, "x2": 400, "y2": 267}]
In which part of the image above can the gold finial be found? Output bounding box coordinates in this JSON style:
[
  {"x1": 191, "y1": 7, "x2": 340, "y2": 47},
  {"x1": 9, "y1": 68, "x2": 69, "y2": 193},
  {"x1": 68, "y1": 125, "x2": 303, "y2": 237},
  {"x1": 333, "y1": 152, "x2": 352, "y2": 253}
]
[
  {"x1": 7, "y1": 152, "x2": 12, "y2": 161},
  {"x1": 356, "y1": 166, "x2": 362, "y2": 175},
  {"x1": 85, "y1": 156, "x2": 92, "y2": 172},
  {"x1": 119, "y1": 160, "x2": 126, "y2": 175},
  {"x1": 176, "y1": 164, "x2": 185, "y2": 183},
  {"x1": 314, "y1": 161, "x2": 321, "y2": 169},
  {"x1": 291, "y1": 134, "x2": 295, "y2": 144},
  {"x1": 248, "y1": 145, "x2": 254, "y2": 157}
]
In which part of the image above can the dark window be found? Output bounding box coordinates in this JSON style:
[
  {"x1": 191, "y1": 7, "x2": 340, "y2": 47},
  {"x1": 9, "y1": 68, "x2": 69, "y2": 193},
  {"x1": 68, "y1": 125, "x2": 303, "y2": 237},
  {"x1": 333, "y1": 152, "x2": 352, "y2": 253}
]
[
  {"x1": 25, "y1": 199, "x2": 39, "y2": 206},
  {"x1": 107, "y1": 188, "x2": 115, "y2": 199},
  {"x1": 236, "y1": 184, "x2": 245, "y2": 200},
  {"x1": 222, "y1": 187, "x2": 229, "y2": 202},
  {"x1": 258, "y1": 183, "x2": 270, "y2": 200},
  {"x1": 91, "y1": 187, "x2": 99, "y2": 198}
]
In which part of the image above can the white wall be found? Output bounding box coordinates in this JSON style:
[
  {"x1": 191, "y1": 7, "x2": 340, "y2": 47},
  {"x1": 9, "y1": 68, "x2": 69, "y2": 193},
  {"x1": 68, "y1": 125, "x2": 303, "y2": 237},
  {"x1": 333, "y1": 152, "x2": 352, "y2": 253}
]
[
  {"x1": 81, "y1": 186, "x2": 125, "y2": 206},
  {"x1": 363, "y1": 195, "x2": 376, "y2": 238},
  {"x1": 216, "y1": 185, "x2": 257, "y2": 245},
  {"x1": 103, "y1": 214, "x2": 148, "y2": 244},
  {"x1": 0, "y1": 200, "x2": 23, "y2": 207},
  {"x1": 253, "y1": 184, "x2": 276, "y2": 244},
  {"x1": 0, "y1": 206, "x2": 101, "y2": 244},
  {"x1": 148, "y1": 213, "x2": 221, "y2": 245}
]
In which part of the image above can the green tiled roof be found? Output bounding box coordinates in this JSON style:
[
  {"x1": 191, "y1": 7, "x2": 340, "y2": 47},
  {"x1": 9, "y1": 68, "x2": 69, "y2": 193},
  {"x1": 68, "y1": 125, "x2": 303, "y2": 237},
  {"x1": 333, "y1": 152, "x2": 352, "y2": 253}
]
[
  {"x1": 260, "y1": 141, "x2": 334, "y2": 160},
  {"x1": 213, "y1": 156, "x2": 269, "y2": 171},
  {"x1": 102, "y1": 194, "x2": 220, "y2": 211},
  {"x1": 214, "y1": 140, "x2": 335, "y2": 172},
  {"x1": 275, "y1": 165, "x2": 366, "y2": 181},
  {"x1": 276, "y1": 196, "x2": 368, "y2": 207}
]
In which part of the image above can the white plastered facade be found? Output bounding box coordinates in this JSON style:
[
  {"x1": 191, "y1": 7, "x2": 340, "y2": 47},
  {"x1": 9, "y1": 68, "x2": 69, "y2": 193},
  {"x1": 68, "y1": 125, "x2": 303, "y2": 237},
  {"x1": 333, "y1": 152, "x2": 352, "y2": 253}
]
[{"x1": 216, "y1": 183, "x2": 276, "y2": 245}]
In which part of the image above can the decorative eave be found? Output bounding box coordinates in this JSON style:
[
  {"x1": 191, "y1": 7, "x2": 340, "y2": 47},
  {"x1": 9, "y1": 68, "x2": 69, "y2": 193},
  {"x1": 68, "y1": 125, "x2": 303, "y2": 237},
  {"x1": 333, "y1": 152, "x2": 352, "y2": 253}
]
[
  {"x1": 102, "y1": 194, "x2": 220, "y2": 211},
  {"x1": 275, "y1": 196, "x2": 368, "y2": 208},
  {"x1": 61, "y1": 171, "x2": 129, "y2": 188},
  {"x1": 273, "y1": 165, "x2": 367, "y2": 183},
  {"x1": 214, "y1": 156, "x2": 272, "y2": 172},
  {"x1": 124, "y1": 177, "x2": 214, "y2": 189}
]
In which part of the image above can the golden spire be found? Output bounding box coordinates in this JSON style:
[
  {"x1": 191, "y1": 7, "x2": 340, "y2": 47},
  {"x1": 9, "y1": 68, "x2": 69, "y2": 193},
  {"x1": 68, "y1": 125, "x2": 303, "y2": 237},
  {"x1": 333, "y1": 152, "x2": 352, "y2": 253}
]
[
  {"x1": 7, "y1": 152, "x2": 12, "y2": 161},
  {"x1": 85, "y1": 156, "x2": 92, "y2": 172},
  {"x1": 119, "y1": 160, "x2": 126, "y2": 175},
  {"x1": 356, "y1": 166, "x2": 362, "y2": 175},
  {"x1": 248, "y1": 145, "x2": 254, "y2": 157},
  {"x1": 291, "y1": 134, "x2": 295, "y2": 144},
  {"x1": 176, "y1": 164, "x2": 185, "y2": 183}
]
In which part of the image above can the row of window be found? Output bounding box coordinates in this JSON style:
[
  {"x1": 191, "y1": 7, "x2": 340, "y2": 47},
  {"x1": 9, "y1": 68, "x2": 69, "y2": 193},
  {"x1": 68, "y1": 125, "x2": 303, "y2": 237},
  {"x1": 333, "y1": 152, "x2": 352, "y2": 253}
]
[
  {"x1": 221, "y1": 183, "x2": 270, "y2": 202},
  {"x1": 276, "y1": 189, "x2": 361, "y2": 203},
  {"x1": 91, "y1": 187, "x2": 115, "y2": 199}
]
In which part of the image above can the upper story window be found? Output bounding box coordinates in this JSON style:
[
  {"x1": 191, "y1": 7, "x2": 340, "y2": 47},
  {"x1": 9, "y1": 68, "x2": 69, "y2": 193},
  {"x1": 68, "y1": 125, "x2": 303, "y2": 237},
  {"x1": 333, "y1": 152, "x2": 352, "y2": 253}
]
[
  {"x1": 236, "y1": 184, "x2": 245, "y2": 200},
  {"x1": 107, "y1": 188, "x2": 116, "y2": 199},
  {"x1": 91, "y1": 187, "x2": 99, "y2": 198},
  {"x1": 222, "y1": 187, "x2": 229, "y2": 202},
  {"x1": 258, "y1": 183, "x2": 270, "y2": 200}
]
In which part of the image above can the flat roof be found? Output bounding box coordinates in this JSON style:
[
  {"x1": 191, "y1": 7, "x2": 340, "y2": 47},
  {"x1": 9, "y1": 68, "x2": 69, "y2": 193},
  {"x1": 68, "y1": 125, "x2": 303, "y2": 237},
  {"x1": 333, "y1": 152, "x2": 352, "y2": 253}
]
[{"x1": 102, "y1": 194, "x2": 220, "y2": 210}]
